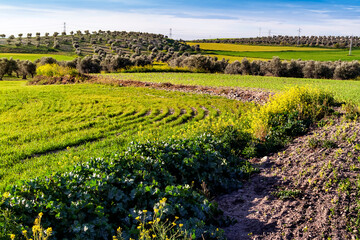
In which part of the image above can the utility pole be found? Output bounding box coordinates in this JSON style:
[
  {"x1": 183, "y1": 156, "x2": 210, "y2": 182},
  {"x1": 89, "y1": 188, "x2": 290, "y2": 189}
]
[
  {"x1": 169, "y1": 28, "x2": 172, "y2": 39},
  {"x1": 297, "y1": 28, "x2": 302, "y2": 46},
  {"x1": 349, "y1": 35, "x2": 353, "y2": 56},
  {"x1": 63, "y1": 22, "x2": 66, "y2": 34}
]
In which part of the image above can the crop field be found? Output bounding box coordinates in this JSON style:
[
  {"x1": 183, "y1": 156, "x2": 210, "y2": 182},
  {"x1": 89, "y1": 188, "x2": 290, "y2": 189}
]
[
  {"x1": 1, "y1": 75, "x2": 359, "y2": 239},
  {"x1": 103, "y1": 72, "x2": 360, "y2": 103},
  {"x1": 0, "y1": 80, "x2": 245, "y2": 189},
  {"x1": 0, "y1": 53, "x2": 77, "y2": 61},
  {"x1": 188, "y1": 42, "x2": 360, "y2": 61},
  {"x1": 208, "y1": 54, "x2": 268, "y2": 62},
  {"x1": 187, "y1": 42, "x2": 334, "y2": 52}
]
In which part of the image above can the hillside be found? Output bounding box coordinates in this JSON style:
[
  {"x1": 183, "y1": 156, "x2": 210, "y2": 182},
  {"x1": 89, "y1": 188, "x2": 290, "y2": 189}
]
[{"x1": 0, "y1": 31, "x2": 193, "y2": 57}]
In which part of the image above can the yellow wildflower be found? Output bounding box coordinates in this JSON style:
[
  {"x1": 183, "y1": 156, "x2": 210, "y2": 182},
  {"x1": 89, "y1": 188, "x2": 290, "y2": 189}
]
[
  {"x1": 22, "y1": 230, "x2": 27, "y2": 236},
  {"x1": 179, "y1": 224, "x2": 183, "y2": 228},
  {"x1": 46, "y1": 227, "x2": 53, "y2": 235},
  {"x1": 10, "y1": 234, "x2": 15, "y2": 240},
  {"x1": 2, "y1": 192, "x2": 10, "y2": 199}
]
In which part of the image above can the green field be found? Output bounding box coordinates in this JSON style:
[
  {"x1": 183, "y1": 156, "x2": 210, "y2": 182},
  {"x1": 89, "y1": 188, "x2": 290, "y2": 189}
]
[
  {"x1": 103, "y1": 72, "x2": 360, "y2": 103},
  {"x1": 0, "y1": 80, "x2": 245, "y2": 189},
  {"x1": 188, "y1": 42, "x2": 360, "y2": 62},
  {"x1": 0, "y1": 53, "x2": 77, "y2": 61},
  {"x1": 205, "y1": 49, "x2": 360, "y2": 61},
  {"x1": 0, "y1": 75, "x2": 357, "y2": 239}
]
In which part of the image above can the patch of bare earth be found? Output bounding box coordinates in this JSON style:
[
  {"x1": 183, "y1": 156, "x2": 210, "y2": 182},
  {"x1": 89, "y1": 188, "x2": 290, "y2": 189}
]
[
  {"x1": 217, "y1": 117, "x2": 360, "y2": 240},
  {"x1": 91, "y1": 76, "x2": 273, "y2": 104}
]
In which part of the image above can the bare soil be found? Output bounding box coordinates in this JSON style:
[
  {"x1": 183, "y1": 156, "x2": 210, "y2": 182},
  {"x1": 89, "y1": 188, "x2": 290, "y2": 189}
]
[
  {"x1": 217, "y1": 117, "x2": 360, "y2": 239},
  {"x1": 91, "y1": 76, "x2": 273, "y2": 104}
]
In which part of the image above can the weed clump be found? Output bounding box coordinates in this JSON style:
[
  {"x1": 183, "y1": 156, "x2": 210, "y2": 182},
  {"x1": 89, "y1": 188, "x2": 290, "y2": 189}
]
[
  {"x1": 36, "y1": 64, "x2": 78, "y2": 78},
  {"x1": 246, "y1": 87, "x2": 336, "y2": 154}
]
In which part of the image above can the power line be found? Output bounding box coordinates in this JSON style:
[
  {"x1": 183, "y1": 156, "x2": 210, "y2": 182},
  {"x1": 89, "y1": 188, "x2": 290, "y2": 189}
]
[
  {"x1": 349, "y1": 35, "x2": 353, "y2": 56},
  {"x1": 297, "y1": 28, "x2": 302, "y2": 46}
]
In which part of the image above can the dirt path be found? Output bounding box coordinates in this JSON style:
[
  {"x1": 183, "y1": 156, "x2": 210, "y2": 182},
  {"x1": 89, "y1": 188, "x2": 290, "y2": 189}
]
[
  {"x1": 91, "y1": 76, "x2": 273, "y2": 104},
  {"x1": 217, "y1": 117, "x2": 360, "y2": 239}
]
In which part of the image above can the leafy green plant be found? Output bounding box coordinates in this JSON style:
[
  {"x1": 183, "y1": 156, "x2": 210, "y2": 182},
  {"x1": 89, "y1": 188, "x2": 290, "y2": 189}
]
[
  {"x1": 0, "y1": 192, "x2": 21, "y2": 240},
  {"x1": 308, "y1": 137, "x2": 322, "y2": 149},
  {"x1": 342, "y1": 101, "x2": 360, "y2": 120},
  {"x1": 1, "y1": 134, "x2": 251, "y2": 239},
  {"x1": 272, "y1": 189, "x2": 302, "y2": 200}
]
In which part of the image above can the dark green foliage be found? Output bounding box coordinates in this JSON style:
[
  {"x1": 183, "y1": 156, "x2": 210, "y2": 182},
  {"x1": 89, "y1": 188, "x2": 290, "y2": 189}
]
[
  {"x1": 240, "y1": 58, "x2": 251, "y2": 75},
  {"x1": 17, "y1": 60, "x2": 36, "y2": 79},
  {"x1": 258, "y1": 110, "x2": 315, "y2": 154},
  {"x1": 77, "y1": 55, "x2": 102, "y2": 73},
  {"x1": 224, "y1": 60, "x2": 241, "y2": 74},
  {"x1": 334, "y1": 61, "x2": 360, "y2": 80},
  {"x1": 170, "y1": 55, "x2": 228, "y2": 73},
  {"x1": 36, "y1": 57, "x2": 58, "y2": 66},
  {"x1": 1, "y1": 134, "x2": 256, "y2": 240},
  {"x1": 0, "y1": 209, "x2": 20, "y2": 239}
]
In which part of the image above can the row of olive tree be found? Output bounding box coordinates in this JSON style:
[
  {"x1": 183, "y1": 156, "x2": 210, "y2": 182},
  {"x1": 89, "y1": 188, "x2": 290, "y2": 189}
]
[
  {"x1": 194, "y1": 35, "x2": 360, "y2": 48},
  {"x1": 0, "y1": 54, "x2": 152, "y2": 80},
  {"x1": 0, "y1": 58, "x2": 36, "y2": 80},
  {"x1": 169, "y1": 55, "x2": 360, "y2": 80}
]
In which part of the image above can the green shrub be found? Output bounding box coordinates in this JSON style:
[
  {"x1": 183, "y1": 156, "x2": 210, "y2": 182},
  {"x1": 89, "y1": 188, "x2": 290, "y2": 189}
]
[
  {"x1": 247, "y1": 87, "x2": 336, "y2": 153},
  {"x1": 36, "y1": 64, "x2": 79, "y2": 77}
]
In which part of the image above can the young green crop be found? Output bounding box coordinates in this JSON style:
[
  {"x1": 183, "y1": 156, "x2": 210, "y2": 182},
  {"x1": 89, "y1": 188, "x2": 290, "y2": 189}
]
[
  {"x1": 0, "y1": 53, "x2": 76, "y2": 61},
  {"x1": 0, "y1": 80, "x2": 248, "y2": 189},
  {"x1": 102, "y1": 72, "x2": 360, "y2": 104},
  {"x1": 205, "y1": 49, "x2": 360, "y2": 62}
]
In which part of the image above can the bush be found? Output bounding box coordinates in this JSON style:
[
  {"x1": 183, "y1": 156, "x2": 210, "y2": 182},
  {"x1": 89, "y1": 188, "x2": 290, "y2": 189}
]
[
  {"x1": 248, "y1": 87, "x2": 336, "y2": 151},
  {"x1": 224, "y1": 60, "x2": 241, "y2": 74},
  {"x1": 77, "y1": 55, "x2": 102, "y2": 74},
  {"x1": 36, "y1": 64, "x2": 79, "y2": 77},
  {"x1": 334, "y1": 61, "x2": 360, "y2": 80}
]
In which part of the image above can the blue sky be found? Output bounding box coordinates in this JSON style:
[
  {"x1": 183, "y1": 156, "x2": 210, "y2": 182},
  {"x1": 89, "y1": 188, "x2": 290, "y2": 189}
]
[{"x1": 0, "y1": 0, "x2": 360, "y2": 39}]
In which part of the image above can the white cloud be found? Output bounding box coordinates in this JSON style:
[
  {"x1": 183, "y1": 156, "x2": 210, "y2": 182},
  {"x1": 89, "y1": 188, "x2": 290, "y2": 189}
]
[{"x1": 0, "y1": 4, "x2": 359, "y2": 39}]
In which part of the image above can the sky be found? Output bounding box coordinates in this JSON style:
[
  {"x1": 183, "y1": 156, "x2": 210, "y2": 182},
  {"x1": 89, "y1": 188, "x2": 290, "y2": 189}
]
[{"x1": 0, "y1": 0, "x2": 360, "y2": 40}]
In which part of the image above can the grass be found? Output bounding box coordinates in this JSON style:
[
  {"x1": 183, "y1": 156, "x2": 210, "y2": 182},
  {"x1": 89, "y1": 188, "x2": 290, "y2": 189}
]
[
  {"x1": 0, "y1": 80, "x2": 246, "y2": 190},
  {"x1": 0, "y1": 53, "x2": 77, "y2": 61},
  {"x1": 102, "y1": 72, "x2": 360, "y2": 104}
]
